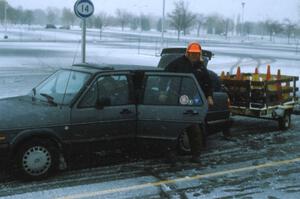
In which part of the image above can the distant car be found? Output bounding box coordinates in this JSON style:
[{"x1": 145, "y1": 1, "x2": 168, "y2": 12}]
[
  {"x1": 158, "y1": 48, "x2": 232, "y2": 152},
  {"x1": 0, "y1": 63, "x2": 208, "y2": 179},
  {"x1": 59, "y1": 25, "x2": 70, "y2": 30},
  {"x1": 45, "y1": 24, "x2": 57, "y2": 29}
]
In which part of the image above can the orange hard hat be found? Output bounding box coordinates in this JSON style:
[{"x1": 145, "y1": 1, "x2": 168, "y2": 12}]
[{"x1": 186, "y1": 42, "x2": 202, "y2": 53}]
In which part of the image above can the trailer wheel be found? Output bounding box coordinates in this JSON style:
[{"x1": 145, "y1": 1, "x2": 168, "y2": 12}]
[{"x1": 278, "y1": 111, "x2": 291, "y2": 130}]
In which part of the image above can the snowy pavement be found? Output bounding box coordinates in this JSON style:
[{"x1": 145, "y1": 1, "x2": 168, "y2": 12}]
[{"x1": 1, "y1": 115, "x2": 300, "y2": 199}]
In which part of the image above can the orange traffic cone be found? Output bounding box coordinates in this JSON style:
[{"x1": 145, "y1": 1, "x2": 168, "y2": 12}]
[
  {"x1": 253, "y1": 67, "x2": 259, "y2": 81},
  {"x1": 220, "y1": 71, "x2": 225, "y2": 80},
  {"x1": 276, "y1": 69, "x2": 281, "y2": 80},
  {"x1": 266, "y1": 65, "x2": 271, "y2": 81},
  {"x1": 236, "y1": 66, "x2": 241, "y2": 80}
]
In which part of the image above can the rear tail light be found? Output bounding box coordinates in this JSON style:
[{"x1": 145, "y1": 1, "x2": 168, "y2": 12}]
[{"x1": 0, "y1": 134, "x2": 6, "y2": 142}]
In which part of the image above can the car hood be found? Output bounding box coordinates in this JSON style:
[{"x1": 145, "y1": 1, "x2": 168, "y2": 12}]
[{"x1": 0, "y1": 95, "x2": 70, "y2": 131}]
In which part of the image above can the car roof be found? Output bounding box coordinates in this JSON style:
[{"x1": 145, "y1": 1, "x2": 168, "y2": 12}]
[{"x1": 65, "y1": 63, "x2": 162, "y2": 74}]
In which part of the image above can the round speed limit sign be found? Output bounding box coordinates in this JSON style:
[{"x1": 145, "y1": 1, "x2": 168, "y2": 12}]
[{"x1": 74, "y1": 0, "x2": 94, "y2": 19}]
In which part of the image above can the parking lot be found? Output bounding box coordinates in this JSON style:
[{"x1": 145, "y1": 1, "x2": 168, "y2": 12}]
[{"x1": 0, "y1": 28, "x2": 299, "y2": 198}]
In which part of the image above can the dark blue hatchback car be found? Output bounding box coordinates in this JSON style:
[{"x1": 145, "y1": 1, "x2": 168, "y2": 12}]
[{"x1": 0, "y1": 63, "x2": 209, "y2": 179}]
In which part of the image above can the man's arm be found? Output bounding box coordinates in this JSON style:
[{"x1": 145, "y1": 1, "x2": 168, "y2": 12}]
[
  {"x1": 165, "y1": 61, "x2": 177, "y2": 72},
  {"x1": 201, "y1": 65, "x2": 214, "y2": 106}
]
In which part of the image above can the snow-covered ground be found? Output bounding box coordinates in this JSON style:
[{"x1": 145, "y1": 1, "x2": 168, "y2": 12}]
[
  {"x1": 0, "y1": 27, "x2": 300, "y2": 199},
  {"x1": 1, "y1": 116, "x2": 300, "y2": 199}
]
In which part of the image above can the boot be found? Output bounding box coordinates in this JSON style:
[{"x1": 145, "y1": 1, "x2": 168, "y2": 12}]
[{"x1": 190, "y1": 155, "x2": 202, "y2": 164}]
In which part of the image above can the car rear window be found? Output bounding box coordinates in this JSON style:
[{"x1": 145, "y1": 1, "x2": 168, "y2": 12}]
[{"x1": 143, "y1": 75, "x2": 203, "y2": 106}]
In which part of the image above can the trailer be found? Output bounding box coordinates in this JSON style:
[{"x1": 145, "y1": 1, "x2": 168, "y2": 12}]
[{"x1": 222, "y1": 69, "x2": 299, "y2": 130}]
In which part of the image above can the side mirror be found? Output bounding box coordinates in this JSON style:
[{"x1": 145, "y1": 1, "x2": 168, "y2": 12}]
[{"x1": 96, "y1": 97, "x2": 111, "y2": 109}]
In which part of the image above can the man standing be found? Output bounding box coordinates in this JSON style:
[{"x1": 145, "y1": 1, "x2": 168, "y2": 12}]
[{"x1": 165, "y1": 42, "x2": 213, "y2": 163}]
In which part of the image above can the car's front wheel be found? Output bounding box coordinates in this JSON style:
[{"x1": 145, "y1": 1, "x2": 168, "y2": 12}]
[{"x1": 16, "y1": 139, "x2": 59, "y2": 180}]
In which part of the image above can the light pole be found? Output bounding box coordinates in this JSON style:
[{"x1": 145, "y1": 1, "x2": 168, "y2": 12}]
[
  {"x1": 241, "y1": 2, "x2": 245, "y2": 36},
  {"x1": 161, "y1": 0, "x2": 165, "y2": 50}
]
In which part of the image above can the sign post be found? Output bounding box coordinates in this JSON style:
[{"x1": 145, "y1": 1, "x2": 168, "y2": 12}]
[
  {"x1": 74, "y1": 0, "x2": 94, "y2": 63},
  {"x1": 82, "y1": 19, "x2": 86, "y2": 63}
]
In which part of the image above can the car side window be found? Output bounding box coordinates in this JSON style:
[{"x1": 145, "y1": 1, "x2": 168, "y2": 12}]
[
  {"x1": 180, "y1": 77, "x2": 203, "y2": 106},
  {"x1": 79, "y1": 74, "x2": 130, "y2": 108},
  {"x1": 78, "y1": 81, "x2": 98, "y2": 108},
  {"x1": 143, "y1": 75, "x2": 181, "y2": 105}
]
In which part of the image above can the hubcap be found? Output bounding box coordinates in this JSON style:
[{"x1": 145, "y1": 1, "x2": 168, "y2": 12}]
[
  {"x1": 22, "y1": 146, "x2": 51, "y2": 176},
  {"x1": 285, "y1": 115, "x2": 290, "y2": 127}
]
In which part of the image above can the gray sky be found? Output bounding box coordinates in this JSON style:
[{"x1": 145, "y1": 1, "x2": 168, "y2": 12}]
[{"x1": 8, "y1": 0, "x2": 300, "y2": 22}]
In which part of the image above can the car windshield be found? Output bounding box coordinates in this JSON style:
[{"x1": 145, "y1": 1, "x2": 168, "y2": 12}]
[{"x1": 34, "y1": 70, "x2": 91, "y2": 105}]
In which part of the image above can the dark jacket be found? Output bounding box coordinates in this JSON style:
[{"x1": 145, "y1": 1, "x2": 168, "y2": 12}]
[{"x1": 165, "y1": 55, "x2": 213, "y2": 98}]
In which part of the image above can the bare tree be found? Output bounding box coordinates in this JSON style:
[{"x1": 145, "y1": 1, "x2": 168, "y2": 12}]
[
  {"x1": 129, "y1": 15, "x2": 139, "y2": 30},
  {"x1": 264, "y1": 20, "x2": 284, "y2": 41},
  {"x1": 196, "y1": 14, "x2": 205, "y2": 37},
  {"x1": 116, "y1": 9, "x2": 131, "y2": 31},
  {"x1": 140, "y1": 14, "x2": 151, "y2": 31},
  {"x1": 32, "y1": 9, "x2": 47, "y2": 25},
  {"x1": 47, "y1": 7, "x2": 57, "y2": 24},
  {"x1": 243, "y1": 22, "x2": 253, "y2": 36},
  {"x1": 283, "y1": 19, "x2": 297, "y2": 44},
  {"x1": 204, "y1": 14, "x2": 225, "y2": 35},
  {"x1": 298, "y1": 0, "x2": 300, "y2": 24},
  {"x1": 168, "y1": 0, "x2": 196, "y2": 40},
  {"x1": 224, "y1": 18, "x2": 234, "y2": 38},
  {"x1": 94, "y1": 12, "x2": 108, "y2": 40},
  {"x1": 23, "y1": 10, "x2": 34, "y2": 26},
  {"x1": 7, "y1": 5, "x2": 21, "y2": 24},
  {"x1": 61, "y1": 8, "x2": 76, "y2": 26},
  {"x1": 0, "y1": 0, "x2": 6, "y2": 23}
]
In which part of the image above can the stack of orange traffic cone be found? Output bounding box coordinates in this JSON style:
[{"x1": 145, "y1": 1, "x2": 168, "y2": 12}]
[
  {"x1": 220, "y1": 71, "x2": 225, "y2": 80},
  {"x1": 253, "y1": 67, "x2": 259, "y2": 81},
  {"x1": 266, "y1": 65, "x2": 271, "y2": 81},
  {"x1": 236, "y1": 66, "x2": 241, "y2": 80}
]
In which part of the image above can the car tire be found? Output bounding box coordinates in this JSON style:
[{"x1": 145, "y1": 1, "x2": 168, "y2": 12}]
[
  {"x1": 16, "y1": 138, "x2": 59, "y2": 180},
  {"x1": 177, "y1": 130, "x2": 191, "y2": 155},
  {"x1": 278, "y1": 111, "x2": 291, "y2": 130},
  {"x1": 177, "y1": 126, "x2": 206, "y2": 155}
]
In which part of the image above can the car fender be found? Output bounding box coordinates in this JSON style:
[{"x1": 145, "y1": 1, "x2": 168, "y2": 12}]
[{"x1": 10, "y1": 128, "x2": 63, "y2": 156}]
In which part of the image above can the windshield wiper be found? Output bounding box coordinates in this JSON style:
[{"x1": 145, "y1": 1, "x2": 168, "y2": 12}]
[{"x1": 40, "y1": 93, "x2": 58, "y2": 106}]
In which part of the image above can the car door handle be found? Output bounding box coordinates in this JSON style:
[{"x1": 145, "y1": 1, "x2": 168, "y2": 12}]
[
  {"x1": 120, "y1": 109, "x2": 133, "y2": 115},
  {"x1": 183, "y1": 110, "x2": 199, "y2": 115}
]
